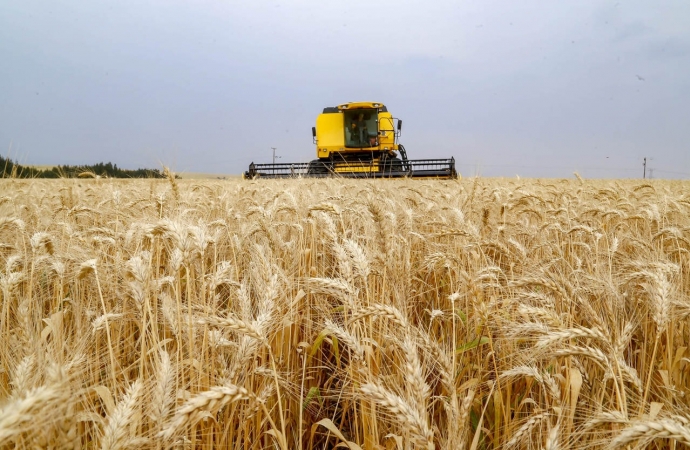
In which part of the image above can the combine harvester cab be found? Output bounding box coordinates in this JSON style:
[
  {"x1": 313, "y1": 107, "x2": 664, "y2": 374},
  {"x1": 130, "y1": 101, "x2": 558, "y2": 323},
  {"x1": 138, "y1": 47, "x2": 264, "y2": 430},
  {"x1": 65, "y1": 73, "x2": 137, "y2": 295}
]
[{"x1": 244, "y1": 102, "x2": 457, "y2": 179}]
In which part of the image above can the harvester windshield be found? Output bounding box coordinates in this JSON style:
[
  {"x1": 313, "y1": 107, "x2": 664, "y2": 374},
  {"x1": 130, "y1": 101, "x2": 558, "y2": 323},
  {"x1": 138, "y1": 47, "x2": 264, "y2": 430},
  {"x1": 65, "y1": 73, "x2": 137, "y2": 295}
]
[{"x1": 344, "y1": 109, "x2": 378, "y2": 148}]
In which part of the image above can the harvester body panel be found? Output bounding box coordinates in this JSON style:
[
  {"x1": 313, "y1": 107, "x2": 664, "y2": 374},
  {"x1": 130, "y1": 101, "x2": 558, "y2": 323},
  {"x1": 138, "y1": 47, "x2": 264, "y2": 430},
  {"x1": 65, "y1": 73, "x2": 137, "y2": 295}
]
[{"x1": 315, "y1": 111, "x2": 345, "y2": 159}]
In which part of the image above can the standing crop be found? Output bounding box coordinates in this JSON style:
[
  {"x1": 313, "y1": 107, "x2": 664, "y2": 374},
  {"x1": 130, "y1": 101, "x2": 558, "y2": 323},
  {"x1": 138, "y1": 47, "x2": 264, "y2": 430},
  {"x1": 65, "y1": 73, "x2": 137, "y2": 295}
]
[{"x1": 0, "y1": 176, "x2": 688, "y2": 449}]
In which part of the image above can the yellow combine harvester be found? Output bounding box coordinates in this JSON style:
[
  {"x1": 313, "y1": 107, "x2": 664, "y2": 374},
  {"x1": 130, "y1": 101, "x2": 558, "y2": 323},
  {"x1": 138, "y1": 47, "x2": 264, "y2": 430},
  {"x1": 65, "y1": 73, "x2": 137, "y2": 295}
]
[{"x1": 244, "y1": 101, "x2": 457, "y2": 179}]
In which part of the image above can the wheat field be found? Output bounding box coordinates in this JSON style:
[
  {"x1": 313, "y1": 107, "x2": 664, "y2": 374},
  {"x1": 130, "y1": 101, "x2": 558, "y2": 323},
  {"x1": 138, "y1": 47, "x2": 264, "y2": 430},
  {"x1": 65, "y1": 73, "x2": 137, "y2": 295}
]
[{"x1": 0, "y1": 175, "x2": 688, "y2": 449}]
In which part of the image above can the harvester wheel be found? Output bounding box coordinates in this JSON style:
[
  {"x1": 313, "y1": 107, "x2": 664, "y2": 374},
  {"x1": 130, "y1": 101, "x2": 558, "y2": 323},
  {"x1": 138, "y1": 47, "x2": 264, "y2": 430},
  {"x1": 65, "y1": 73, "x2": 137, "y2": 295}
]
[
  {"x1": 380, "y1": 155, "x2": 404, "y2": 175},
  {"x1": 397, "y1": 144, "x2": 412, "y2": 172},
  {"x1": 307, "y1": 160, "x2": 331, "y2": 175}
]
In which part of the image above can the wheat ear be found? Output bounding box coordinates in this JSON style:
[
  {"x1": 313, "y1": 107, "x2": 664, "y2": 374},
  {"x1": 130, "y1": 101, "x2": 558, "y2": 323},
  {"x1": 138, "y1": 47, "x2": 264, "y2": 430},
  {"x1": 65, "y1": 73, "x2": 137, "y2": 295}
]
[
  {"x1": 161, "y1": 384, "x2": 251, "y2": 440},
  {"x1": 360, "y1": 383, "x2": 434, "y2": 450},
  {"x1": 196, "y1": 315, "x2": 264, "y2": 341},
  {"x1": 151, "y1": 350, "x2": 175, "y2": 423},
  {"x1": 401, "y1": 337, "x2": 430, "y2": 412},
  {"x1": 0, "y1": 385, "x2": 62, "y2": 445},
  {"x1": 348, "y1": 303, "x2": 409, "y2": 328},
  {"x1": 100, "y1": 379, "x2": 143, "y2": 450},
  {"x1": 504, "y1": 411, "x2": 550, "y2": 449},
  {"x1": 607, "y1": 418, "x2": 690, "y2": 449}
]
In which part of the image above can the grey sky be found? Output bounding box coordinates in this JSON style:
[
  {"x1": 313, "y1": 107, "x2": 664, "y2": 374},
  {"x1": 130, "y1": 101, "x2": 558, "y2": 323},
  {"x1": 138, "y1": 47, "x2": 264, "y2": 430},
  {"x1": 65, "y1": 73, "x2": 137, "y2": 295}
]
[{"x1": 1, "y1": 0, "x2": 689, "y2": 178}]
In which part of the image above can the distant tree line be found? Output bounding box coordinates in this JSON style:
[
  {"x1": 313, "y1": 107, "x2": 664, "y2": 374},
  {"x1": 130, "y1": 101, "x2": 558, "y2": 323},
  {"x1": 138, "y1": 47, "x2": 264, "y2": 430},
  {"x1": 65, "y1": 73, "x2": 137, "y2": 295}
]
[{"x1": 0, "y1": 156, "x2": 166, "y2": 178}]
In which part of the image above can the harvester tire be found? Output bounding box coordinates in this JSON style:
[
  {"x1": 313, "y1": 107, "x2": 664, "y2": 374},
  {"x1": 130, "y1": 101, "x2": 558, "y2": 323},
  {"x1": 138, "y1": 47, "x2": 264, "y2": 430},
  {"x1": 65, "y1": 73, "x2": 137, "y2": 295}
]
[
  {"x1": 307, "y1": 160, "x2": 330, "y2": 175},
  {"x1": 380, "y1": 156, "x2": 404, "y2": 175}
]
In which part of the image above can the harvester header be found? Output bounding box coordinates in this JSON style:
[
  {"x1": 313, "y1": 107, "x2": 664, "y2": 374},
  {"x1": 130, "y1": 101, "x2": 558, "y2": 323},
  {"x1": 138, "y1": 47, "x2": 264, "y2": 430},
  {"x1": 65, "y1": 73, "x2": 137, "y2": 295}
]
[{"x1": 244, "y1": 102, "x2": 456, "y2": 179}]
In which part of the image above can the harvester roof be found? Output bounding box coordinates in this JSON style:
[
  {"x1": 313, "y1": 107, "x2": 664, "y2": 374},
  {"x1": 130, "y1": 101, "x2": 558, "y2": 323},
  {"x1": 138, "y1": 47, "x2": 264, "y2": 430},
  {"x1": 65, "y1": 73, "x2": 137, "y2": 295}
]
[{"x1": 337, "y1": 101, "x2": 386, "y2": 110}]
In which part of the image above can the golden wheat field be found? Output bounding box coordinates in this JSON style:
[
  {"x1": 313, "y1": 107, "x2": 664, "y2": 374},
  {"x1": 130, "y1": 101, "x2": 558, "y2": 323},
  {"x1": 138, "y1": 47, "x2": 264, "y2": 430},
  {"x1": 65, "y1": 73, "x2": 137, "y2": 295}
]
[{"x1": 0, "y1": 175, "x2": 689, "y2": 449}]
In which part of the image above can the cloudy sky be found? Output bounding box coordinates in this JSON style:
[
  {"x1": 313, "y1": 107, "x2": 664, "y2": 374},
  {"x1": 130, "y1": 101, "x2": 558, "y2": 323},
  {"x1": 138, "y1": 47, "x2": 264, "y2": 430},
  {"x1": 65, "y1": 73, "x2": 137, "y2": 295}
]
[{"x1": 1, "y1": 0, "x2": 689, "y2": 178}]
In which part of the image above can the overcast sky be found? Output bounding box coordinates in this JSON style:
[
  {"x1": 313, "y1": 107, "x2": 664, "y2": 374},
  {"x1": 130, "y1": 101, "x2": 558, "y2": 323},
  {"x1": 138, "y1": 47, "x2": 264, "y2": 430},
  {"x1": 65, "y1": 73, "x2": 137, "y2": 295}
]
[{"x1": 1, "y1": 0, "x2": 689, "y2": 178}]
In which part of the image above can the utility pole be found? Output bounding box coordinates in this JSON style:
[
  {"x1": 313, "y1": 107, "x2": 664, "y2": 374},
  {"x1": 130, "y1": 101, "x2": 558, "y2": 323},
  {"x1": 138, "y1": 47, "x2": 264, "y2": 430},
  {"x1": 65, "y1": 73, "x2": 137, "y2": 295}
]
[
  {"x1": 643, "y1": 157, "x2": 647, "y2": 179},
  {"x1": 272, "y1": 147, "x2": 280, "y2": 165}
]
